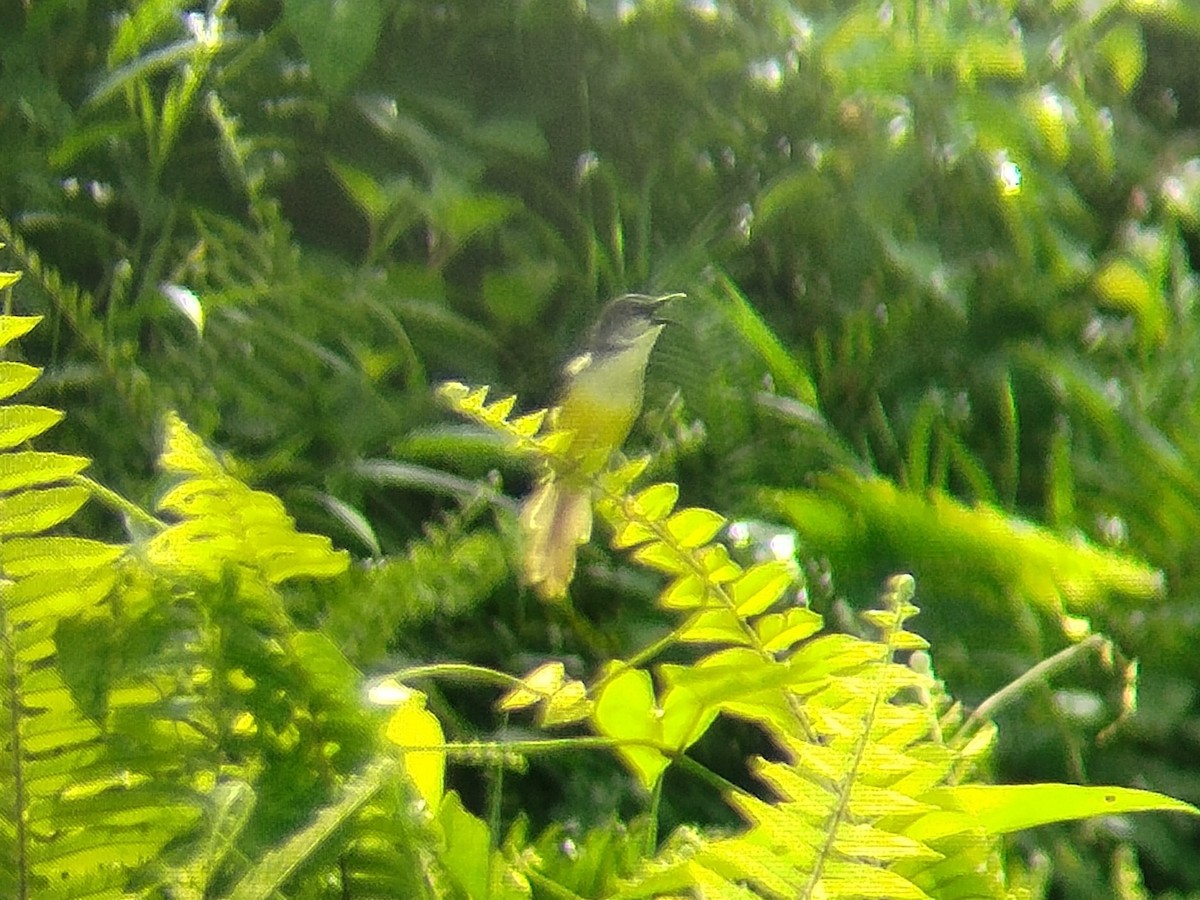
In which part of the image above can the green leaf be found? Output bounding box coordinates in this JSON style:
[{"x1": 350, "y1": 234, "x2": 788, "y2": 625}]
[
  {"x1": 717, "y1": 272, "x2": 818, "y2": 407},
  {"x1": 696, "y1": 544, "x2": 742, "y2": 583},
  {"x1": 665, "y1": 508, "x2": 726, "y2": 549},
  {"x1": 0, "y1": 405, "x2": 66, "y2": 449},
  {"x1": 499, "y1": 662, "x2": 565, "y2": 712},
  {"x1": 755, "y1": 607, "x2": 824, "y2": 654},
  {"x1": 660, "y1": 573, "x2": 709, "y2": 609},
  {"x1": 731, "y1": 561, "x2": 794, "y2": 616},
  {"x1": 88, "y1": 37, "x2": 228, "y2": 107},
  {"x1": 632, "y1": 483, "x2": 680, "y2": 521},
  {"x1": 679, "y1": 608, "x2": 751, "y2": 645},
  {"x1": 660, "y1": 680, "x2": 719, "y2": 755},
  {"x1": 632, "y1": 540, "x2": 688, "y2": 576},
  {"x1": 0, "y1": 450, "x2": 89, "y2": 491},
  {"x1": 0, "y1": 537, "x2": 123, "y2": 576},
  {"x1": 0, "y1": 362, "x2": 41, "y2": 400},
  {"x1": 439, "y1": 792, "x2": 493, "y2": 900},
  {"x1": 924, "y1": 784, "x2": 1199, "y2": 834},
  {"x1": 1094, "y1": 257, "x2": 1165, "y2": 345},
  {"x1": 283, "y1": 0, "x2": 383, "y2": 98},
  {"x1": 0, "y1": 314, "x2": 40, "y2": 345},
  {"x1": 328, "y1": 159, "x2": 416, "y2": 225},
  {"x1": 611, "y1": 518, "x2": 658, "y2": 549},
  {"x1": 593, "y1": 667, "x2": 669, "y2": 790},
  {"x1": 384, "y1": 690, "x2": 446, "y2": 814},
  {"x1": 0, "y1": 485, "x2": 90, "y2": 535},
  {"x1": 430, "y1": 183, "x2": 519, "y2": 246},
  {"x1": 539, "y1": 679, "x2": 591, "y2": 728},
  {"x1": 7, "y1": 566, "x2": 117, "y2": 625}
]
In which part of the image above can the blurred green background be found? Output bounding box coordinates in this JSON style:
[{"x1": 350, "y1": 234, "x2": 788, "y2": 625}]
[{"x1": 4, "y1": 0, "x2": 1200, "y2": 895}]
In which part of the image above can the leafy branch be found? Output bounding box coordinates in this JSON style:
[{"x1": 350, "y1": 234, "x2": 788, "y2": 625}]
[{"x1": 439, "y1": 379, "x2": 1197, "y2": 899}]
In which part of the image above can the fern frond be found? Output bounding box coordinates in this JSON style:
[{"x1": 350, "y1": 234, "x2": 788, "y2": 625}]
[
  {"x1": 437, "y1": 381, "x2": 566, "y2": 461},
  {"x1": 222, "y1": 758, "x2": 402, "y2": 900},
  {"x1": 608, "y1": 578, "x2": 979, "y2": 899},
  {"x1": 0, "y1": 312, "x2": 201, "y2": 898},
  {"x1": 320, "y1": 503, "x2": 508, "y2": 665},
  {"x1": 146, "y1": 412, "x2": 349, "y2": 585},
  {"x1": 765, "y1": 472, "x2": 1163, "y2": 620},
  {"x1": 441, "y1": 380, "x2": 1196, "y2": 900},
  {"x1": 0, "y1": 219, "x2": 116, "y2": 378}
]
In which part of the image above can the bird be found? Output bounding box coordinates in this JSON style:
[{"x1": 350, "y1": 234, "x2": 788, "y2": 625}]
[{"x1": 519, "y1": 292, "x2": 683, "y2": 601}]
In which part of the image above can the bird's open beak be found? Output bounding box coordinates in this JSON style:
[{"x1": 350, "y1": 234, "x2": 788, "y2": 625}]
[{"x1": 650, "y1": 292, "x2": 687, "y2": 324}]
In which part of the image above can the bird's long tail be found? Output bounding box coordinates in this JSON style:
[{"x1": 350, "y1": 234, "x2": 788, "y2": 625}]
[{"x1": 519, "y1": 477, "x2": 593, "y2": 602}]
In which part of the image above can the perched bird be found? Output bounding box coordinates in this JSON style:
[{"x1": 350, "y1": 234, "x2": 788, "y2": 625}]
[{"x1": 520, "y1": 292, "x2": 682, "y2": 601}]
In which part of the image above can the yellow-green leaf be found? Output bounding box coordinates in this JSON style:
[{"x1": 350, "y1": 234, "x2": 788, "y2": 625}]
[
  {"x1": 0, "y1": 362, "x2": 40, "y2": 401},
  {"x1": 660, "y1": 681, "x2": 718, "y2": 754},
  {"x1": 499, "y1": 662, "x2": 565, "y2": 712},
  {"x1": 732, "y1": 561, "x2": 794, "y2": 615},
  {"x1": 632, "y1": 540, "x2": 689, "y2": 575},
  {"x1": 7, "y1": 566, "x2": 117, "y2": 624},
  {"x1": 611, "y1": 519, "x2": 657, "y2": 549},
  {"x1": 0, "y1": 485, "x2": 89, "y2": 535},
  {"x1": 697, "y1": 544, "x2": 742, "y2": 583},
  {"x1": 1094, "y1": 257, "x2": 1164, "y2": 345},
  {"x1": 484, "y1": 394, "x2": 517, "y2": 422},
  {"x1": 0, "y1": 536, "x2": 124, "y2": 576},
  {"x1": 0, "y1": 450, "x2": 89, "y2": 491},
  {"x1": 511, "y1": 409, "x2": 547, "y2": 437},
  {"x1": 0, "y1": 314, "x2": 40, "y2": 346},
  {"x1": 680, "y1": 609, "x2": 750, "y2": 645},
  {"x1": 540, "y1": 679, "x2": 591, "y2": 727},
  {"x1": 593, "y1": 666, "x2": 668, "y2": 790},
  {"x1": 924, "y1": 783, "x2": 1199, "y2": 835},
  {"x1": 385, "y1": 691, "x2": 446, "y2": 814},
  {"x1": 1098, "y1": 21, "x2": 1145, "y2": 94},
  {"x1": 0, "y1": 405, "x2": 65, "y2": 450},
  {"x1": 463, "y1": 385, "x2": 490, "y2": 411},
  {"x1": 631, "y1": 483, "x2": 679, "y2": 521},
  {"x1": 661, "y1": 574, "x2": 709, "y2": 609},
  {"x1": 755, "y1": 607, "x2": 824, "y2": 653},
  {"x1": 600, "y1": 455, "x2": 651, "y2": 494},
  {"x1": 666, "y1": 508, "x2": 726, "y2": 549}
]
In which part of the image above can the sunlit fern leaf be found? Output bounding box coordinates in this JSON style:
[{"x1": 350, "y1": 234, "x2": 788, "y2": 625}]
[
  {"x1": 147, "y1": 412, "x2": 350, "y2": 585},
  {"x1": 437, "y1": 380, "x2": 576, "y2": 468},
  {"x1": 0, "y1": 312, "x2": 201, "y2": 898},
  {"x1": 613, "y1": 579, "x2": 983, "y2": 900}
]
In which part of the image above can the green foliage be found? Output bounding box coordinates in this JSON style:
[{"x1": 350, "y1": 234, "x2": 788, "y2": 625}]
[
  {"x1": 440, "y1": 381, "x2": 1195, "y2": 899},
  {"x1": 765, "y1": 471, "x2": 1162, "y2": 620},
  {"x1": 7, "y1": 0, "x2": 1200, "y2": 895},
  {"x1": 0, "y1": 306, "x2": 143, "y2": 899},
  {"x1": 1, "y1": 266, "x2": 1191, "y2": 897},
  {"x1": 0, "y1": 289, "x2": 421, "y2": 896},
  {"x1": 317, "y1": 513, "x2": 509, "y2": 665}
]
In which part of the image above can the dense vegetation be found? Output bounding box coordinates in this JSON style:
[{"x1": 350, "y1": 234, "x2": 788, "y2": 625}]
[{"x1": 4, "y1": 0, "x2": 1200, "y2": 897}]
